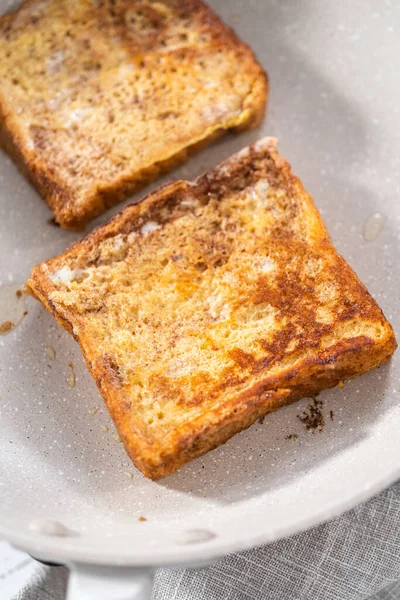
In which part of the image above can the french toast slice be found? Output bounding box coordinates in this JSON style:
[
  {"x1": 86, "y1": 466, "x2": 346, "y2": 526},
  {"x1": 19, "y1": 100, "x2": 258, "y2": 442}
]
[
  {"x1": 0, "y1": 0, "x2": 267, "y2": 230},
  {"x1": 27, "y1": 138, "x2": 397, "y2": 479}
]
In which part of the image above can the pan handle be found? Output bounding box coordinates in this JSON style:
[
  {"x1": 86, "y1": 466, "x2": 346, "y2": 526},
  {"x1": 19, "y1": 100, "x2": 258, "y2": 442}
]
[{"x1": 66, "y1": 564, "x2": 154, "y2": 600}]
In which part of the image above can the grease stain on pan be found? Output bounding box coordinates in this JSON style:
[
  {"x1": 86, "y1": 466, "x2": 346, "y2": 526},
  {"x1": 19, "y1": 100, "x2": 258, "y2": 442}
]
[
  {"x1": 67, "y1": 363, "x2": 76, "y2": 388},
  {"x1": 175, "y1": 529, "x2": 216, "y2": 545},
  {"x1": 363, "y1": 212, "x2": 386, "y2": 242},
  {"x1": 29, "y1": 520, "x2": 79, "y2": 538},
  {"x1": 0, "y1": 283, "x2": 28, "y2": 335},
  {"x1": 45, "y1": 345, "x2": 56, "y2": 360}
]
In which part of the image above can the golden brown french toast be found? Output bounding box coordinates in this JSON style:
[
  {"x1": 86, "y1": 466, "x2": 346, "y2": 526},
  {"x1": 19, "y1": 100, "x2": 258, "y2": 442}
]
[
  {"x1": 27, "y1": 138, "x2": 397, "y2": 479},
  {"x1": 0, "y1": 0, "x2": 267, "y2": 230}
]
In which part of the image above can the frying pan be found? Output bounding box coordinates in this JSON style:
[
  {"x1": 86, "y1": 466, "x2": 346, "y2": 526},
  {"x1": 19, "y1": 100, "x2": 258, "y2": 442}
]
[{"x1": 1, "y1": 1, "x2": 399, "y2": 598}]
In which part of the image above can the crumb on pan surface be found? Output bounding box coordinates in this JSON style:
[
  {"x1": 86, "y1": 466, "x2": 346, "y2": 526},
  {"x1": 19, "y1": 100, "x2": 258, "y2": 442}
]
[
  {"x1": 0, "y1": 0, "x2": 267, "y2": 229},
  {"x1": 27, "y1": 137, "x2": 397, "y2": 478}
]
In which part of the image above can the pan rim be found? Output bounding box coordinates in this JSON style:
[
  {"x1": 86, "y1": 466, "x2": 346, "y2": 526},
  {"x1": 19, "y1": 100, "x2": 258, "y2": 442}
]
[{"x1": 1, "y1": 466, "x2": 399, "y2": 567}]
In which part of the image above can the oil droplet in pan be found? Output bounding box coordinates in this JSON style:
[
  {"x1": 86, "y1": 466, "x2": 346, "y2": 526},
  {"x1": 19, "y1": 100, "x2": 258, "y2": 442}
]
[
  {"x1": 363, "y1": 213, "x2": 386, "y2": 242},
  {"x1": 0, "y1": 283, "x2": 28, "y2": 335}
]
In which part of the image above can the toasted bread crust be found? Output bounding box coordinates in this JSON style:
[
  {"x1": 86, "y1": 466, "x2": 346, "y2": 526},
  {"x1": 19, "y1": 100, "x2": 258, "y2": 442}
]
[
  {"x1": 27, "y1": 138, "x2": 397, "y2": 479},
  {"x1": 0, "y1": 0, "x2": 267, "y2": 230}
]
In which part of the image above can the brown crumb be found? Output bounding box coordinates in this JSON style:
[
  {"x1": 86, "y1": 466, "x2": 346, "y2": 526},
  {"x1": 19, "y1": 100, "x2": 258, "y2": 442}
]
[
  {"x1": 15, "y1": 290, "x2": 22, "y2": 298},
  {"x1": 23, "y1": 311, "x2": 28, "y2": 316},
  {"x1": 48, "y1": 217, "x2": 60, "y2": 227},
  {"x1": 138, "y1": 516, "x2": 147, "y2": 522},
  {"x1": 297, "y1": 397, "x2": 325, "y2": 432},
  {"x1": 338, "y1": 380, "x2": 345, "y2": 388},
  {"x1": 284, "y1": 433, "x2": 299, "y2": 441},
  {"x1": 330, "y1": 410, "x2": 334, "y2": 421},
  {"x1": 259, "y1": 415, "x2": 266, "y2": 425},
  {"x1": 0, "y1": 321, "x2": 13, "y2": 333},
  {"x1": 67, "y1": 363, "x2": 75, "y2": 388}
]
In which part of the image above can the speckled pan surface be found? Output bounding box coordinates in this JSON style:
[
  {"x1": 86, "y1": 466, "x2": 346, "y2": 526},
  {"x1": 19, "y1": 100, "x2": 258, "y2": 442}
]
[{"x1": 0, "y1": 0, "x2": 399, "y2": 567}]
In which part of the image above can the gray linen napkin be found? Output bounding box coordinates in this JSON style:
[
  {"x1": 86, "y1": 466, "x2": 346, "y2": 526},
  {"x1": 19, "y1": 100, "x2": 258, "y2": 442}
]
[{"x1": 9, "y1": 481, "x2": 400, "y2": 600}]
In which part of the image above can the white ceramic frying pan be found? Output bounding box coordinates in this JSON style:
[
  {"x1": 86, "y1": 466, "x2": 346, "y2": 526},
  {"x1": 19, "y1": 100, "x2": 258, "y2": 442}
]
[{"x1": 0, "y1": 1, "x2": 399, "y2": 598}]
